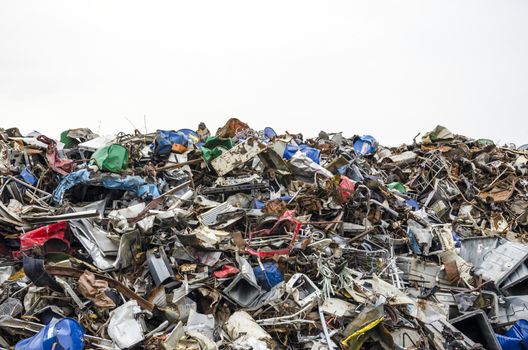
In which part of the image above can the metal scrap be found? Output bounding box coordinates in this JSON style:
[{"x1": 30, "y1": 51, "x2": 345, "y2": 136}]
[{"x1": 0, "y1": 122, "x2": 527, "y2": 349}]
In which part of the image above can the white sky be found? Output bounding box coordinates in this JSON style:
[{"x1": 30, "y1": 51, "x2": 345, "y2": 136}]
[{"x1": 1, "y1": 1, "x2": 527, "y2": 146}]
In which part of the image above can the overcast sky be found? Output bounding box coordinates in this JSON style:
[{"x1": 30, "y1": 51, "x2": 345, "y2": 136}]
[{"x1": 1, "y1": 1, "x2": 527, "y2": 146}]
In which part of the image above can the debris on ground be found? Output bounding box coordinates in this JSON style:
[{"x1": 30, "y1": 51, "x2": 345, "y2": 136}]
[{"x1": 0, "y1": 120, "x2": 527, "y2": 349}]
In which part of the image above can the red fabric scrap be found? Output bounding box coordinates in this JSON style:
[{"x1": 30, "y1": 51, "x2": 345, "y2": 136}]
[{"x1": 37, "y1": 135, "x2": 74, "y2": 176}]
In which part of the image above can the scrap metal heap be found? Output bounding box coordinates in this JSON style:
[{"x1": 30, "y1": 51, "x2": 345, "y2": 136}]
[{"x1": 0, "y1": 121, "x2": 527, "y2": 349}]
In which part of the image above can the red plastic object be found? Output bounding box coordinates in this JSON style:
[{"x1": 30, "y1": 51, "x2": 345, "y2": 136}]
[
  {"x1": 14, "y1": 221, "x2": 69, "y2": 257},
  {"x1": 339, "y1": 175, "x2": 355, "y2": 202},
  {"x1": 213, "y1": 265, "x2": 240, "y2": 278}
]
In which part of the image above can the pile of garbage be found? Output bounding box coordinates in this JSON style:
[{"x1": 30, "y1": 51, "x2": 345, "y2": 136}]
[{"x1": 0, "y1": 119, "x2": 527, "y2": 350}]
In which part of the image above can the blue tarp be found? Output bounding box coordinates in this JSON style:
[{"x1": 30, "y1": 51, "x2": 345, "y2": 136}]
[
  {"x1": 496, "y1": 320, "x2": 528, "y2": 350},
  {"x1": 283, "y1": 144, "x2": 320, "y2": 164},
  {"x1": 253, "y1": 261, "x2": 284, "y2": 290},
  {"x1": 53, "y1": 169, "x2": 159, "y2": 204},
  {"x1": 353, "y1": 135, "x2": 378, "y2": 156},
  {"x1": 177, "y1": 128, "x2": 200, "y2": 143},
  {"x1": 52, "y1": 169, "x2": 92, "y2": 204},
  {"x1": 159, "y1": 130, "x2": 188, "y2": 145},
  {"x1": 151, "y1": 130, "x2": 189, "y2": 157},
  {"x1": 101, "y1": 175, "x2": 160, "y2": 199}
]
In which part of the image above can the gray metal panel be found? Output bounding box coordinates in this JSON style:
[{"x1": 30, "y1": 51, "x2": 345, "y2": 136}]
[
  {"x1": 459, "y1": 236, "x2": 502, "y2": 267},
  {"x1": 198, "y1": 201, "x2": 235, "y2": 226},
  {"x1": 503, "y1": 262, "x2": 528, "y2": 290},
  {"x1": 474, "y1": 241, "x2": 528, "y2": 287},
  {"x1": 495, "y1": 295, "x2": 528, "y2": 326},
  {"x1": 450, "y1": 310, "x2": 500, "y2": 350},
  {"x1": 147, "y1": 249, "x2": 175, "y2": 286}
]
